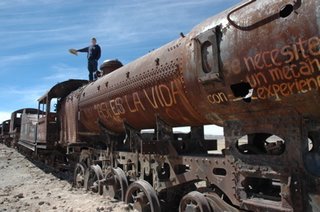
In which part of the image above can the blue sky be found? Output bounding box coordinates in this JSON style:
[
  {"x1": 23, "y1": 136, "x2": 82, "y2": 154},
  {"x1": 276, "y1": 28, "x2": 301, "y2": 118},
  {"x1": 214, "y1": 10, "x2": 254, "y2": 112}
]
[{"x1": 0, "y1": 0, "x2": 240, "y2": 132}]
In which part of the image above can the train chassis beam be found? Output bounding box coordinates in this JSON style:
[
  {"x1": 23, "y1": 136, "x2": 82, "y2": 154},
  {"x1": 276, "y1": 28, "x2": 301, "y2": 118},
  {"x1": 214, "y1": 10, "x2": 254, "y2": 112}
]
[{"x1": 73, "y1": 112, "x2": 320, "y2": 211}]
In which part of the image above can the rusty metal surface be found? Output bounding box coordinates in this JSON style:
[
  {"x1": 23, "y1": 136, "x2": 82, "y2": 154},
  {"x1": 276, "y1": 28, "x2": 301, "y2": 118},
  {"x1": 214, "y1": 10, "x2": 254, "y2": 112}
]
[
  {"x1": 37, "y1": 80, "x2": 88, "y2": 148},
  {"x1": 1, "y1": 120, "x2": 11, "y2": 146},
  {"x1": 99, "y1": 59, "x2": 123, "y2": 76},
  {"x1": 38, "y1": 79, "x2": 88, "y2": 103},
  {"x1": 8, "y1": 108, "x2": 39, "y2": 147},
  {"x1": 59, "y1": 85, "x2": 86, "y2": 145},
  {"x1": 186, "y1": 0, "x2": 319, "y2": 125},
  {"x1": 78, "y1": 38, "x2": 206, "y2": 133},
  {"x1": 76, "y1": 0, "x2": 320, "y2": 134},
  {"x1": 0, "y1": 124, "x2": 2, "y2": 142},
  {"x1": 18, "y1": 109, "x2": 39, "y2": 150},
  {"x1": 61, "y1": 1, "x2": 320, "y2": 210},
  {"x1": 10, "y1": 0, "x2": 320, "y2": 211},
  {"x1": 1, "y1": 120, "x2": 10, "y2": 136}
]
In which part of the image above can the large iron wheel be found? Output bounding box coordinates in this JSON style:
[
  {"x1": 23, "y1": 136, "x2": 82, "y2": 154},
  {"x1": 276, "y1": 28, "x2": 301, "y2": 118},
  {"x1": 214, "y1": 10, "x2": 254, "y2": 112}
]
[
  {"x1": 205, "y1": 192, "x2": 238, "y2": 212},
  {"x1": 73, "y1": 162, "x2": 87, "y2": 188},
  {"x1": 179, "y1": 191, "x2": 211, "y2": 212},
  {"x1": 125, "y1": 180, "x2": 161, "y2": 212},
  {"x1": 104, "y1": 167, "x2": 128, "y2": 201},
  {"x1": 84, "y1": 164, "x2": 104, "y2": 195}
]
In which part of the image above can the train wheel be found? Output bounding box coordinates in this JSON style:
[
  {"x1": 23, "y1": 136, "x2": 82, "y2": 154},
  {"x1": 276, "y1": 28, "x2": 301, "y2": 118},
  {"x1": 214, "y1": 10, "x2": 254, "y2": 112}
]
[
  {"x1": 84, "y1": 165, "x2": 104, "y2": 195},
  {"x1": 104, "y1": 167, "x2": 128, "y2": 201},
  {"x1": 179, "y1": 191, "x2": 211, "y2": 212},
  {"x1": 205, "y1": 193, "x2": 238, "y2": 212},
  {"x1": 125, "y1": 180, "x2": 161, "y2": 212},
  {"x1": 73, "y1": 162, "x2": 87, "y2": 188}
]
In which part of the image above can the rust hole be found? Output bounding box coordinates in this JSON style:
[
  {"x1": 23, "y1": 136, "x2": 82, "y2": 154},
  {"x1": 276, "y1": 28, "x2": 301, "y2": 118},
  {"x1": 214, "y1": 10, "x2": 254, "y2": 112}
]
[
  {"x1": 158, "y1": 163, "x2": 170, "y2": 180},
  {"x1": 243, "y1": 177, "x2": 281, "y2": 201},
  {"x1": 237, "y1": 133, "x2": 285, "y2": 155},
  {"x1": 174, "y1": 164, "x2": 190, "y2": 175},
  {"x1": 280, "y1": 4, "x2": 294, "y2": 18},
  {"x1": 155, "y1": 58, "x2": 160, "y2": 66},
  {"x1": 213, "y1": 168, "x2": 226, "y2": 176},
  {"x1": 230, "y1": 82, "x2": 253, "y2": 103}
]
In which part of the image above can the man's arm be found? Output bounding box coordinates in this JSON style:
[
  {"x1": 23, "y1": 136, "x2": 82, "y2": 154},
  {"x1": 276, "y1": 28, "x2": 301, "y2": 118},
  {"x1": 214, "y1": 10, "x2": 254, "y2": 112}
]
[{"x1": 77, "y1": 47, "x2": 89, "y2": 53}]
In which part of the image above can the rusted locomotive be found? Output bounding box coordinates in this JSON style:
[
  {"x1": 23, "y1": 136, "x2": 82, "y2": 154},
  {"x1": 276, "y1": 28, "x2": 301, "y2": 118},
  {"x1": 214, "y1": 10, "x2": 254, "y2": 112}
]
[
  {"x1": 1, "y1": 109, "x2": 39, "y2": 147},
  {"x1": 9, "y1": 108, "x2": 39, "y2": 147},
  {"x1": 1, "y1": 119, "x2": 10, "y2": 146},
  {"x1": 7, "y1": 0, "x2": 320, "y2": 211}
]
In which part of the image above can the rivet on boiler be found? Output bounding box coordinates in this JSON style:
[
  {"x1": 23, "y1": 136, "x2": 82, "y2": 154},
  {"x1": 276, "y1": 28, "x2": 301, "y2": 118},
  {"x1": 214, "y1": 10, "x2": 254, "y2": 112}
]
[{"x1": 155, "y1": 58, "x2": 160, "y2": 66}]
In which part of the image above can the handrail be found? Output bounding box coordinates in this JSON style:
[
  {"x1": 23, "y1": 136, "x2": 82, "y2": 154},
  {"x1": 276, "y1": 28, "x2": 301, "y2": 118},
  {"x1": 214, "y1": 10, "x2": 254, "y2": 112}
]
[{"x1": 227, "y1": 0, "x2": 302, "y2": 31}]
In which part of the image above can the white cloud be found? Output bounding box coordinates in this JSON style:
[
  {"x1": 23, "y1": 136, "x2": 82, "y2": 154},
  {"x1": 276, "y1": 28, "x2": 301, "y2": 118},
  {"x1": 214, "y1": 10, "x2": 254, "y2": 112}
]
[
  {"x1": 0, "y1": 86, "x2": 46, "y2": 109},
  {"x1": 44, "y1": 64, "x2": 87, "y2": 82},
  {"x1": 90, "y1": 0, "x2": 239, "y2": 52},
  {"x1": 0, "y1": 53, "x2": 40, "y2": 71},
  {"x1": 0, "y1": 0, "x2": 68, "y2": 9}
]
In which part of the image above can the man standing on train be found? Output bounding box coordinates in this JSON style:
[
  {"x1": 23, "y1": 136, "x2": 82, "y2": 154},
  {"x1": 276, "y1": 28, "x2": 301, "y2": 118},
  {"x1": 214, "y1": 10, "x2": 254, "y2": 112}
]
[{"x1": 70, "y1": 38, "x2": 101, "y2": 81}]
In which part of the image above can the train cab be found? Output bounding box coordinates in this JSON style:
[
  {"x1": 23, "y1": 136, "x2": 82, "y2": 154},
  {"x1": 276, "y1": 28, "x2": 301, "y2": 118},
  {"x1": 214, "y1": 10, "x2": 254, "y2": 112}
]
[
  {"x1": 1, "y1": 120, "x2": 11, "y2": 146},
  {"x1": 9, "y1": 108, "x2": 39, "y2": 147},
  {"x1": 36, "y1": 79, "x2": 88, "y2": 150},
  {"x1": 0, "y1": 124, "x2": 2, "y2": 143}
]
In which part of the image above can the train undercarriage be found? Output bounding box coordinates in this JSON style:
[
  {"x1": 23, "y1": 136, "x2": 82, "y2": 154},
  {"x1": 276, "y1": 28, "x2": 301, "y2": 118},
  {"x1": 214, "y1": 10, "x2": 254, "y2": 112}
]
[
  {"x1": 68, "y1": 111, "x2": 320, "y2": 212},
  {"x1": 3, "y1": 0, "x2": 320, "y2": 210}
]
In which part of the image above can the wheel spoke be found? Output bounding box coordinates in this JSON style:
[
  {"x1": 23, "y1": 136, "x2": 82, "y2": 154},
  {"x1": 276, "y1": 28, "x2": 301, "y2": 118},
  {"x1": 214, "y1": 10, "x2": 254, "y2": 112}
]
[
  {"x1": 73, "y1": 163, "x2": 86, "y2": 188},
  {"x1": 84, "y1": 165, "x2": 103, "y2": 195},
  {"x1": 125, "y1": 180, "x2": 161, "y2": 212},
  {"x1": 179, "y1": 191, "x2": 211, "y2": 212},
  {"x1": 104, "y1": 167, "x2": 128, "y2": 201}
]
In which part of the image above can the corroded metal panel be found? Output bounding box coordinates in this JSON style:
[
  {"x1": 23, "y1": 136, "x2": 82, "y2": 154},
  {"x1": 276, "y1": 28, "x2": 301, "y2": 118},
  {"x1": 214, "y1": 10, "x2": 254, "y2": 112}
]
[{"x1": 77, "y1": 0, "x2": 320, "y2": 134}]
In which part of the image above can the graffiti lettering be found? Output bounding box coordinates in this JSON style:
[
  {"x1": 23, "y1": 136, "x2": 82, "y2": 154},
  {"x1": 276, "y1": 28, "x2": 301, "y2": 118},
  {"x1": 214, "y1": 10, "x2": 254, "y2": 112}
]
[
  {"x1": 109, "y1": 97, "x2": 125, "y2": 116},
  {"x1": 245, "y1": 58, "x2": 320, "y2": 89},
  {"x1": 144, "y1": 88, "x2": 159, "y2": 109},
  {"x1": 246, "y1": 72, "x2": 268, "y2": 87},
  {"x1": 94, "y1": 79, "x2": 182, "y2": 118},
  {"x1": 207, "y1": 92, "x2": 228, "y2": 104},
  {"x1": 132, "y1": 92, "x2": 145, "y2": 111},
  {"x1": 143, "y1": 80, "x2": 180, "y2": 109},
  {"x1": 244, "y1": 37, "x2": 320, "y2": 72},
  {"x1": 257, "y1": 76, "x2": 320, "y2": 100},
  {"x1": 94, "y1": 102, "x2": 113, "y2": 120},
  {"x1": 125, "y1": 95, "x2": 137, "y2": 113},
  {"x1": 309, "y1": 37, "x2": 320, "y2": 56}
]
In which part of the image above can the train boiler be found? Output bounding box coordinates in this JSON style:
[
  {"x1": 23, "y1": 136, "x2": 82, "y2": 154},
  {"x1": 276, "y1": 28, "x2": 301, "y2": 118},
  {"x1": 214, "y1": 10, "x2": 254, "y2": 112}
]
[{"x1": 15, "y1": 0, "x2": 320, "y2": 211}]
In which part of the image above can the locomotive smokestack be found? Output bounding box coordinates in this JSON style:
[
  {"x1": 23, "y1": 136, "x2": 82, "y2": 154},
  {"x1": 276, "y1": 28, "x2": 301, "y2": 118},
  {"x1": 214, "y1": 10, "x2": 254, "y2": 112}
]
[{"x1": 99, "y1": 59, "x2": 123, "y2": 76}]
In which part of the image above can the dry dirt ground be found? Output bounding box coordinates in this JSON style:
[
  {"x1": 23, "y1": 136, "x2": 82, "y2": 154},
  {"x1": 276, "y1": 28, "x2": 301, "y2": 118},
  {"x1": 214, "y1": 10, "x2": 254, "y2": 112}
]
[{"x1": 0, "y1": 143, "x2": 134, "y2": 212}]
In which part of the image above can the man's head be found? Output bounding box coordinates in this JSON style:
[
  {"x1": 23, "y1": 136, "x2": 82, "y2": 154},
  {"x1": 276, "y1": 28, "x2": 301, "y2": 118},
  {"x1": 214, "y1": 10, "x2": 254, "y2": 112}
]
[{"x1": 91, "y1": 37, "x2": 97, "y2": 45}]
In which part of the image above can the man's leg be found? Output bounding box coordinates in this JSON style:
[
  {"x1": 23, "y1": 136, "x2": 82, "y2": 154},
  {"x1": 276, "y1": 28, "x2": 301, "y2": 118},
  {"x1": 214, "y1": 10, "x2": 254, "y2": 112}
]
[
  {"x1": 92, "y1": 60, "x2": 98, "y2": 80},
  {"x1": 88, "y1": 60, "x2": 94, "y2": 81}
]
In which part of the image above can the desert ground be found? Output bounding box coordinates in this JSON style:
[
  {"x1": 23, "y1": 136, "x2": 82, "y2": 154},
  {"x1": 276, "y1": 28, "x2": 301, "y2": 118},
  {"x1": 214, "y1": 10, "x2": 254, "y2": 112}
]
[{"x1": 0, "y1": 143, "x2": 133, "y2": 212}]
